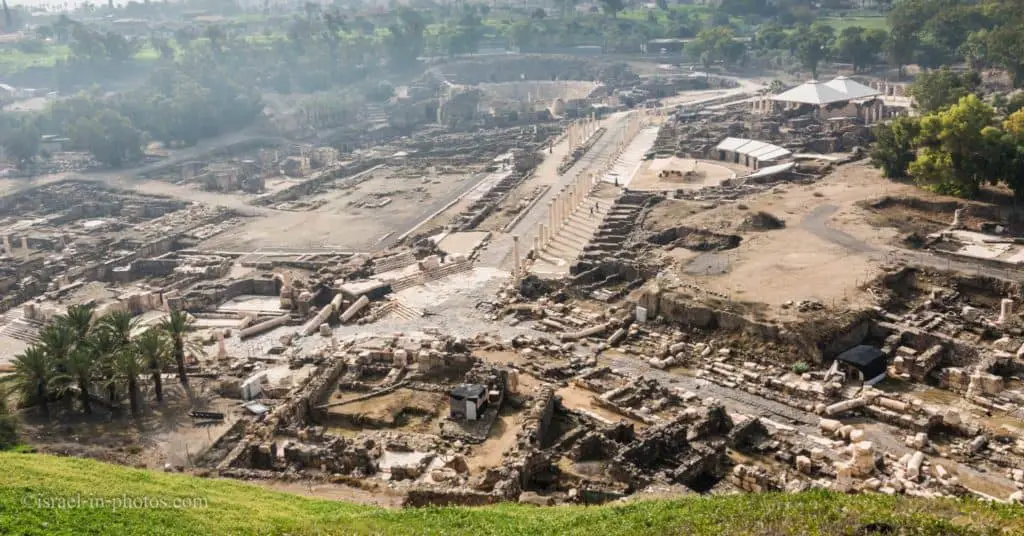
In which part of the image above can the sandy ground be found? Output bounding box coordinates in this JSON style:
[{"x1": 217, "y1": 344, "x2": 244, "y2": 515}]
[
  {"x1": 18, "y1": 380, "x2": 238, "y2": 470},
  {"x1": 199, "y1": 168, "x2": 479, "y2": 252},
  {"x1": 629, "y1": 157, "x2": 739, "y2": 191},
  {"x1": 556, "y1": 385, "x2": 646, "y2": 428},
  {"x1": 465, "y1": 411, "x2": 523, "y2": 474},
  {"x1": 326, "y1": 389, "x2": 448, "y2": 433},
  {"x1": 646, "y1": 161, "x2": 917, "y2": 321}
]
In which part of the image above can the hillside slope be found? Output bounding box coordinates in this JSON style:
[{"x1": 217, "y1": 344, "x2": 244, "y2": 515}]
[{"x1": 1, "y1": 452, "x2": 1022, "y2": 535}]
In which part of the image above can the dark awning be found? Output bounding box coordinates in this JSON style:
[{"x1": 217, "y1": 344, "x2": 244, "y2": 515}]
[
  {"x1": 836, "y1": 345, "x2": 887, "y2": 380},
  {"x1": 450, "y1": 384, "x2": 486, "y2": 400}
]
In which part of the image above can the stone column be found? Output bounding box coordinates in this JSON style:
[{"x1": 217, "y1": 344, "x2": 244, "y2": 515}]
[
  {"x1": 533, "y1": 235, "x2": 540, "y2": 257},
  {"x1": 548, "y1": 202, "x2": 555, "y2": 233},
  {"x1": 999, "y1": 299, "x2": 1014, "y2": 324},
  {"x1": 554, "y1": 195, "x2": 562, "y2": 229},
  {"x1": 217, "y1": 331, "x2": 228, "y2": 360},
  {"x1": 539, "y1": 223, "x2": 547, "y2": 247},
  {"x1": 20, "y1": 236, "x2": 28, "y2": 251},
  {"x1": 2, "y1": 235, "x2": 10, "y2": 255},
  {"x1": 512, "y1": 235, "x2": 521, "y2": 277}
]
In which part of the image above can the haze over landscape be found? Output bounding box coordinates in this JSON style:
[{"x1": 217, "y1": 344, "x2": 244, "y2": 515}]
[{"x1": 5, "y1": 0, "x2": 1024, "y2": 533}]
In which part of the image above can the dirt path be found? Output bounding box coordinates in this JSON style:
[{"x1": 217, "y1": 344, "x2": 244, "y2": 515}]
[{"x1": 802, "y1": 205, "x2": 878, "y2": 254}]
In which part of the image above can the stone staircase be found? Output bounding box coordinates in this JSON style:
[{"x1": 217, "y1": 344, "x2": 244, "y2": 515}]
[
  {"x1": 373, "y1": 251, "x2": 418, "y2": 274},
  {"x1": 389, "y1": 259, "x2": 475, "y2": 292},
  {"x1": 370, "y1": 299, "x2": 425, "y2": 322},
  {"x1": 387, "y1": 300, "x2": 425, "y2": 321},
  {"x1": 578, "y1": 191, "x2": 653, "y2": 264},
  {"x1": 530, "y1": 184, "x2": 619, "y2": 278},
  {"x1": 0, "y1": 307, "x2": 44, "y2": 344}
]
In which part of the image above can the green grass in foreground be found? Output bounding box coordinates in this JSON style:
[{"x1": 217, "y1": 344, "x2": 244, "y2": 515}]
[{"x1": 1, "y1": 452, "x2": 1024, "y2": 535}]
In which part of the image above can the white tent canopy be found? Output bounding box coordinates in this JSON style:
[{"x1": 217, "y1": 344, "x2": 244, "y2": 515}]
[
  {"x1": 824, "y1": 76, "x2": 880, "y2": 100},
  {"x1": 771, "y1": 77, "x2": 879, "y2": 105},
  {"x1": 771, "y1": 80, "x2": 849, "y2": 105}
]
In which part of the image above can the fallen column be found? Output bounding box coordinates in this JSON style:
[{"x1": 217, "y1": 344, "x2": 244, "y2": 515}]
[
  {"x1": 607, "y1": 327, "x2": 627, "y2": 346},
  {"x1": 559, "y1": 321, "x2": 612, "y2": 341},
  {"x1": 906, "y1": 450, "x2": 925, "y2": 481},
  {"x1": 301, "y1": 294, "x2": 344, "y2": 335},
  {"x1": 340, "y1": 295, "x2": 370, "y2": 324},
  {"x1": 240, "y1": 314, "x2": 290, "y2": 339},
  {"x1": 825, "y1": 397, "x2": 869, "y2": 417}
]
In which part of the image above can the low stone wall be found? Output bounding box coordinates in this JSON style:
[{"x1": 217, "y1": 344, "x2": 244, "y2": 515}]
[
  {"x1": 252, "y1": 160, "x2": 384, "y2": 206},
  {"x1": 640, "y1": 289, "x2": 781, "y2": 341},
  {"x1": 403, "y1": 488, "x2": 494, "y2": 508}
]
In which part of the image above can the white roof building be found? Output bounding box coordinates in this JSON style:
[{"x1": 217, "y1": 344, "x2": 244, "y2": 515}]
[
  {"x1": 771, "y1": 77, "x2": 880, "y2": 106},
  {"x1": 824, "y1": 76, "x2": 880, "y2": 100},
  {"x1": 714, "y1": 137, "x2": 793, "y2": 163}
]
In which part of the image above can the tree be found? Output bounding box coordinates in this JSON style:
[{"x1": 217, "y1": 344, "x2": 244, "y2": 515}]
[
  {"x1": 0, "y1": 385, "x2": 18, "y2": 450},
  {"x1": 52, "y1": 342, "x2": 99, "y2": 415},
  {"x1": 386, "y1": 8, "x2": 426, "y2": 68},
  {"x1": 600, "y1": 0, "x2": 624, "y2": 18},
  {"x1": 90, "y1": 328, "x2": 121, "y2": 403},
  {"x1": 835, "y1": 26, "x2": 886, "y2": 72},
  {"x1": 69, "y1": 109, "x2": 143, "y2": 167},
  {"x1": 985, "y1": 24, "x2": 1024, "y2": 88},
  {"x1": 12, "y1": 345, "x2": 53, "y2": 418},
  {"x1": 96, "y1": 310, "x2": 137, "y2": 402},
  {"x1": 133, "y1": 329, "x2": 170, "y2": 402},
  {"x1": 791, "y1": 24, "x2": 832, "y2": 79},
  {"x1": 835, "y1": 26, "x2": 867, "y2": 72},
  {"x1": 159, "y1": 310, "x2": 202, "y2": 385},
  {"x1": 870, "y1": 116, "x2": 921, "y2": 179},
  {"x1": 908, "y1": 68, "x2": 979, "y2": 113},
  {"x1": 113, "y1": 343, "x2": 146, "y2": 416},
  {"x1": 754, "y1": 24, "x2": 788, "y2": 50},
  {"x1": 59, "y1": 303, "x2": 95, "y2": 343},
  {"x1": 656, "y1": 0, "x2": 668, "y2": 10},
  {"x1": 910, "y1": 94, "x2": 997, "y2": 197},
  {"x1": 686, "y1": 26, "x2": 745, "y2": 72},
  {"x1": 1, "y1": 123, "x2": 40, "y2": 169},
  {"x1": 38, "y1": 324, "x2": 76, "y2": 377}
]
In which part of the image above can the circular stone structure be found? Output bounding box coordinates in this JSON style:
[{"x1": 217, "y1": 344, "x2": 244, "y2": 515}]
[{"x1": 628, "y1": 157, "x2": 742, "y2": 192}]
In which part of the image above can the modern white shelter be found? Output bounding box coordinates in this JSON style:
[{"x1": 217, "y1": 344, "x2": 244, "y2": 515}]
[
  {"x1": 750, "y1": 76, "x2": 896, "y2": 124},
  {"x1": 713, "y1": 137, "x2": 793, "y2": 170}
]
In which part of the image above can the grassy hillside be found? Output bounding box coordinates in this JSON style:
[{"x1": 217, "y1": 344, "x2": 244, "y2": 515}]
[{"x1": 1, "y1": 452, "x2": 1022, "y2": 535}]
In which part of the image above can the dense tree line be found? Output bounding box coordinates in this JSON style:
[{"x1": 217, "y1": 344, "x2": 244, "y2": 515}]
[
  {"x1": 12, "y1": 306, "x2": 203, "y2": 419},
  {"x1": 884, "y1": 0, "x2": 1024, "y2": 86},
  {"x1": 871, "y1": 94, "x2": 1024, "y2": 199},
  {"x1": 2, "y1": 58, "x2": 262, "y2": 168}
]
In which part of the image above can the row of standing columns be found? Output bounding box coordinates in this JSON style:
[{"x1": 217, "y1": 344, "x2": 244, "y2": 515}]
[
  {"x1": 2, "y1": 235, "x2": 29, "y2": 256},
  {"x1": 510, "y1": 112, "x2": 647, "y2": 278},
  {"x1": 566, "y1": 113, "x2": 599, "y2": 154}
]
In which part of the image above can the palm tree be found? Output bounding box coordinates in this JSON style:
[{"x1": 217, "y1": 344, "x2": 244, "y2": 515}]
[
  {"x1": 38, "y1": 324, "x2": 75, "y2": 376},
  {"x1": 133, "y1": 329, "x2": 170, "y2": 403},
  {"x1": 12, "y1": 345, "x2": 53, "y2": 418},
  {"x1": 98, "y1": 310, "x2": 136, "y2": 347},
  {"x1": 90, "y1": 329, "x2": 121, "y2": 403},
  {"x1": 112, "y1": 345, "x2": 146, "y2": 417},
  {"x1": 58, "y1": 303, "x2": 96, "y2": 343},
  {"x1": 95, "y1": 310, "x2": 139, "y2": 402},
  {"x1": 159, "y1": 310, "x2": 203, "y2": 385},
  {"x1": 52, "y1": 343, "x2": 99, "y2": 415}
]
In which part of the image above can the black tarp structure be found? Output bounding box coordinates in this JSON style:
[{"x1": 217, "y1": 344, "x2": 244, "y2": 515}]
[{"x1": 835, "y1": 345, "x2": 887, "y2": 382}]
